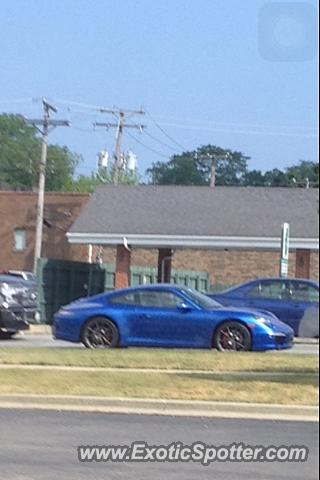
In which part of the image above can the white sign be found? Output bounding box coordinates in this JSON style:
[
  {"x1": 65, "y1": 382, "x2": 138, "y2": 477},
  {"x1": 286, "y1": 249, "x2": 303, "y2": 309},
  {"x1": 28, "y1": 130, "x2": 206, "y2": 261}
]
[{"x1": 280, "y1": 223, "x2": 290, "y2": 277}]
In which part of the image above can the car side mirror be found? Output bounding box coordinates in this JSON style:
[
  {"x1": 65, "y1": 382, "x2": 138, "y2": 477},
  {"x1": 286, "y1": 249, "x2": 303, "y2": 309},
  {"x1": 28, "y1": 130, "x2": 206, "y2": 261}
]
[{"x1": 177, "y1": 303, "x2": 192, "y2": 313}]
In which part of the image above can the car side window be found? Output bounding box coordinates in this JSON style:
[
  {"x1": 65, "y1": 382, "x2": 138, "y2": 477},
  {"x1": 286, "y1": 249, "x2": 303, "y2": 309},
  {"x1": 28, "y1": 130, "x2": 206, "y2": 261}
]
[
  {"x1": 109, "y1": 292, "x2": 138, "y2": 306},
  {"x1": 248, "y1": 281, "x2": 290, "y2": 300},
  {"x1": 138, "y1": 291, "x2": 181, "y2": 309},
  {"x1": 290, "y1": 283, "x2": 319, "y2": 303}
]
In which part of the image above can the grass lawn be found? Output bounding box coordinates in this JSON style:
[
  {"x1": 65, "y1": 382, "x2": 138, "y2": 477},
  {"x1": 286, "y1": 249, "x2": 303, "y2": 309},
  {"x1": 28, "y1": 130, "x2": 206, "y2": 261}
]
[
  {"x1": 1, "y1": 349, "x2": 317, "y2": 405},
  {"x1": 0, "y1": 348, "x2": 318, "y2": 373},
  {"x1": 0, "y1": 368, "x2": 318, "y2": 405}
]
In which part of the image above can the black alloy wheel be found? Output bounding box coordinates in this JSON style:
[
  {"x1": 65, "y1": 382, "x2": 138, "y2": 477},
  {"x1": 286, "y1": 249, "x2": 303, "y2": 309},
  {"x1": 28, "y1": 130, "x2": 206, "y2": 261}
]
[
  {"x1": 82, "y1": 317, "x2": 119, "y2": 349},
  {"x1": 214, "y1": 321, "x2": 251, "y2": 352}
]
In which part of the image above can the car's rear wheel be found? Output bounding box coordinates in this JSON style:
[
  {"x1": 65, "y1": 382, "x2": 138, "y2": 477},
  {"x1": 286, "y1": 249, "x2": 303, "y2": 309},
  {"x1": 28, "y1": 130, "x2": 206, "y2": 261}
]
[
  {"x1": 82, "y1": 317, "x2": 119, "y2": 349},
  {"x1": 214, "y1": 321, "x2": 251, "y2": 352}
]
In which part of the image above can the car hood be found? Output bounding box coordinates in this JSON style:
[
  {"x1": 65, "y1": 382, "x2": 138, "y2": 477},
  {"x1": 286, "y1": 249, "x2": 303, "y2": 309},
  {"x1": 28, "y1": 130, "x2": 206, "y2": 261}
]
[
  {"x1": 213, "y1": 305, "x2": 293, "y2": 333},
  {"x1": 213, "y1": 305, "x2": 276, "y2": 319}
]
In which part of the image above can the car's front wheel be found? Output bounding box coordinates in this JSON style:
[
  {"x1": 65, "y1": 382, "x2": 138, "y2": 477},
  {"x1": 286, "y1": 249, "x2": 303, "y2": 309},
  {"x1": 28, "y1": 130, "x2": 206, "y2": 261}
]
[
  {"x1": 214, "y1": 321, "x2": 251, "y2": 352},
  {"x1": 81, "y1": 317, "x2": 119, "y2": 349}
]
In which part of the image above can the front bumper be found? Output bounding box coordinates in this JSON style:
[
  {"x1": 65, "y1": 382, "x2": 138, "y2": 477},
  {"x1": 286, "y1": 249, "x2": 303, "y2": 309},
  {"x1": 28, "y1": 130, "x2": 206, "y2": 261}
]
[
  {"x1": 271, "y1": 332, "x2": 294, "y2": 350},
  {"x1": 254, "y1": 331, "x2": 294, "y2": 351},
  {"x1": 0, "y1": 307, "x2": 30, "y2": 332}
]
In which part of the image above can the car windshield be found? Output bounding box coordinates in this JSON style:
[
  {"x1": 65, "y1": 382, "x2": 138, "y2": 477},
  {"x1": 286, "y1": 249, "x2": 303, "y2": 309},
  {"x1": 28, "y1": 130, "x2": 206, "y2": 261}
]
[
  {"x1": 212, "y1": 283, "x2": 244, "y2": 294},
  {"x1": 181, "y1": 287, "x2": 222, "y2": 309}
]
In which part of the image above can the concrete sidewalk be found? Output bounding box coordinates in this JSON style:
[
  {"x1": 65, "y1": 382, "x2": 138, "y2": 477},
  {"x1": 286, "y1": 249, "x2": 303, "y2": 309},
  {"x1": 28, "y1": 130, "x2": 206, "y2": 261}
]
[
  {"x1": 26, "y1": 325, "x2": 52, "y2": 335},
  {"x1": 0, "y1": 364, "x2": 317, "y2": 377},
  {"x1": 0, "y1": 394, "x2": 318, "y2": 422}
]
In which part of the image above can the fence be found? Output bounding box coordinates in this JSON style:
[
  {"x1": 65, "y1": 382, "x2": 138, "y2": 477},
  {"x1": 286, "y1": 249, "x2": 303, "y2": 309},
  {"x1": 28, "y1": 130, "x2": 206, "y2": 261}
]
[{"x1": 37, "y1": 258, "x2": 210, "y2": 324}]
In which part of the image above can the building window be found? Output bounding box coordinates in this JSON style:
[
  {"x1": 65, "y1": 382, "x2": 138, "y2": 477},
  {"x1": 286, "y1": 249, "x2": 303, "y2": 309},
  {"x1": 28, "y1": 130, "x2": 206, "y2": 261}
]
[{"x1": 14, "y1": 229, "x2": 27, "y2": 252}]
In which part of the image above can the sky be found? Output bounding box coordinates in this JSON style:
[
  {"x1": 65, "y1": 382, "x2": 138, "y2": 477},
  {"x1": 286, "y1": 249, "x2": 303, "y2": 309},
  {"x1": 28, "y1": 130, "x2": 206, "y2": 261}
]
[{"x1": 0, "y1": 0, "x2": 318, "y2": 180}]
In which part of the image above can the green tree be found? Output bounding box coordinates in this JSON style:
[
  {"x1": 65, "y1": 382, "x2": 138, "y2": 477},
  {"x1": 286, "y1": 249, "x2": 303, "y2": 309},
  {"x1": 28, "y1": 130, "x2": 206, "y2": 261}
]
[
  {"x1": 0, "y1": 114, "x2": 80, "y2": 191},
  {"x1": 46, "y1": 145, "x2": 81, "y2": 191},
  {"x1": 244, "y1": 169, "x2": 266, "y2": 186},
  {"x1": 286, "y1": 160, "x2": 319, "y2": 187},
  {"x1": 243, "y1": 161, "x2": 319, "y2": 187},
  {"x1": 263, "y1": 168, "x2": 289, "y2": 187},
  {"x1": 147, "y1": 154, "x2": 205, "y2": 186},
  {"x1": 146, "y1": 145, "x2": 250, "y2": 186},
  {"x1": 66, "y1": 167, "x2": 139, "y2": 193},
  {"x1": 0, "y1": 114, "x2": 40, "y2": 189}
]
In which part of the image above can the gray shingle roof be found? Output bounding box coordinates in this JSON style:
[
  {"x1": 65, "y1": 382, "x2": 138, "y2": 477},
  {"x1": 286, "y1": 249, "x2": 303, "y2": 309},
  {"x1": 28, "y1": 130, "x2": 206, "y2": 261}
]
[{"x1": 69, "y1": 186, "x2": 319, "y2": 239}]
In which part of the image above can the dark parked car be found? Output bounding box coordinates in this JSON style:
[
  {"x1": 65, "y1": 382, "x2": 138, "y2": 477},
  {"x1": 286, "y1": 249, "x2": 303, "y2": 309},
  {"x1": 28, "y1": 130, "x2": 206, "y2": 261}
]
[
  {"x1": 0, "y1": 274, "x2": 39, "y2": 337},
  {"x1": 6, "y1": 270, "x2": 37, "y2": 282},
  {"x1": 208, "y1": 278, "x2": 319, "y2": 337},
  {"x1": 54, "y1": 284, "x2": 294, "y2": 351}
]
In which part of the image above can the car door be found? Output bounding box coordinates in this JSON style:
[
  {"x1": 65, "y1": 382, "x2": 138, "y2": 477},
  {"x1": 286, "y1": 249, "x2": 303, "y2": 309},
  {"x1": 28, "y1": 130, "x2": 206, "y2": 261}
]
[
  {"x1": 245, "y1": 280, "x2": 293, "y2": 324},
  {"x1": 129, "y1": 289, "x2": 203, "y2": 347},
  {"x1": 287, "y1": 281, "x2": 319, "y2": 334}
]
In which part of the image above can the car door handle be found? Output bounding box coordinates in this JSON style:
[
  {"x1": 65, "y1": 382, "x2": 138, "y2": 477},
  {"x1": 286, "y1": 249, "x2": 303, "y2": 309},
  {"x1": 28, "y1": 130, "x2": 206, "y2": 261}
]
[{"x1": 140, "y1": 314, "x2": 152, "y2": 319}]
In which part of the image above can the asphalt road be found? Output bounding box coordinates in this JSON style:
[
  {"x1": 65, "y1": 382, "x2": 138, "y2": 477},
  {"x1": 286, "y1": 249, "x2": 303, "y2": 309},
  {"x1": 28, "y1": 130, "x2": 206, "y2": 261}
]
[
  {"x1": 0, "y1": 409, "x2": 318, "y2": 480},
  {"x1": 0, "y1": 334, "x2": 319, "y2": 354}
]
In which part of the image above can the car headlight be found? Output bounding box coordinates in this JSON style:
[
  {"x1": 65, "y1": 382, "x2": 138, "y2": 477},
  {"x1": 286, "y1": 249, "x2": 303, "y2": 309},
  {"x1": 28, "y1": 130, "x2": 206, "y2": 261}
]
[
  {"x1": 0, "y1": 283, "x2": 15, "y2": 304},
  {"x1": 255, "y1": 316, "x2": 273, "y2": 327}
]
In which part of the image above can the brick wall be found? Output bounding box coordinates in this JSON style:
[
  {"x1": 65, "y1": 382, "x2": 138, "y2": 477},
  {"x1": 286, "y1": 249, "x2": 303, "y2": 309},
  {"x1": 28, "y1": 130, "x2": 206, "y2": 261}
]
[
  {"x1": 172, "y1": 249, "x2": 298, "y2": 286},
  {"x1": 0, "y1": 191, "x2": 89, "y2": 271},
  {"x1": 310, "y1": 251, "x2": 319, "y2": 281},
  {"x1": 99, "y1": 246, "x2": 319, "y2": 286}
]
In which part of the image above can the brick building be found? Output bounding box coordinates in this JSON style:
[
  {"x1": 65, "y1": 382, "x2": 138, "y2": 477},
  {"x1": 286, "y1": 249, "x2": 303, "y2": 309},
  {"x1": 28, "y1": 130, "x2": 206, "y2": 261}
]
[
  {"x1": 0, "y1": 191, "x2": 90, "y2": 271},
  {"x1": 67, "y1": 185, "x2": 319, "y2": 289}
]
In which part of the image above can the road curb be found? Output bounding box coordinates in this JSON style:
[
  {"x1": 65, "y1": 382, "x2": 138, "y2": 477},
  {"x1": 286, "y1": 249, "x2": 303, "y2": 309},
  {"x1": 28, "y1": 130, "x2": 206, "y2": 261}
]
[
  {"x1": 0, "y1": 395, "x2": 318, "y2": 422},
  {"x1": 294, "y1": 337, "x2": 319, "y2": 345},
  {"x1": 25, "y1": 325, "x2": 52, "y2": 335}
]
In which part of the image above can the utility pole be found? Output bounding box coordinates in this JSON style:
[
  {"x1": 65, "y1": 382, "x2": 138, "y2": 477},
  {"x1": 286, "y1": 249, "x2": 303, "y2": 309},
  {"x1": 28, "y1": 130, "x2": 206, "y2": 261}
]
[
  {"x1": 196, "y1": 152, "x2": 232, "y2": 187},
  {"x1": 94, "y1": 107, "x2": 145, "y2": 184},
  {"x1": 24, "y1": 99, "x2": 70, "y2": 272},
  {"x1": 208, "y1": 154, "x2": 216, "y2": 188}
]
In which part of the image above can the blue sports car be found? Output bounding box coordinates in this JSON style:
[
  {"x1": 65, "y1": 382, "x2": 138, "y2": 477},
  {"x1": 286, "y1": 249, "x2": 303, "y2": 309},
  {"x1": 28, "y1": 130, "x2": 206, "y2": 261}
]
[
  {"x1": 53, "y1": 285, "x2": 294, "y2": 351},
  {"x1": 208, "y1": 278, "x2": 319, "y2": 337}
]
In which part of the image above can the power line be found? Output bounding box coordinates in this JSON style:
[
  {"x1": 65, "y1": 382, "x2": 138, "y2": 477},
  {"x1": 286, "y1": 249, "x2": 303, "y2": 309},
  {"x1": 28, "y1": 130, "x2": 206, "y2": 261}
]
[
  {"x1": 143, "y1": 130, "x2": 179, "y2": 152},
  {"x1": 151, "y1": 113, "x2": 318, "y2": 133},
  {"x1": 126, "y1": 131, "x2": 170, "y2": 160},
  {"x1": 2, "y1": 97, "x2": 316, "y2": 134},
  {"x1": 54, "y1": 99, "x2": 108, "y2": 111},
  {"x1": 145, "y1": 109, "x2": 187, "y2": 151},
  {"x1": 72, "y1": 125, "x2": 102, "y2": 133},
  {"x1": 156, "y1": 121, "x2": 319, "y2": 138}
]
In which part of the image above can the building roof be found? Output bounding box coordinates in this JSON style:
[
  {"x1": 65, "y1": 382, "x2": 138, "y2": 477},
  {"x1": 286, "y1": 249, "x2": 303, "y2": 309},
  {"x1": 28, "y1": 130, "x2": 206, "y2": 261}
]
[{"x1": 68, "y1": 186, "x2": 319, "y2": 250}]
